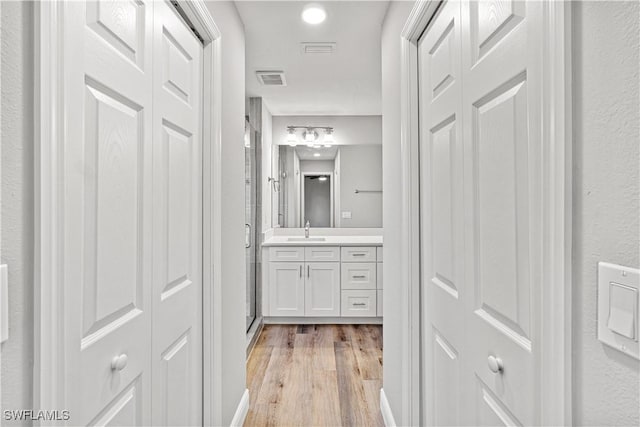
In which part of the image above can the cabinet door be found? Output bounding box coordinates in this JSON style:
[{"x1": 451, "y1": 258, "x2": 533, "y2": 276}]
[
  {"x1": 305, "y1": 262, "x2": 341, "y2": 317},
  {"x1": 269, "y1": 262, "x2": 305, "y2": 316}
]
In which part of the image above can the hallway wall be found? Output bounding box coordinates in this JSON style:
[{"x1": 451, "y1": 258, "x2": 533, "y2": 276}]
[
  {"x1": 572, "y1": 1, "x2": 640, "y2": 425},
  {"x1": 380, "y1": 0, "x2": 414, "y2": 424},
  {"x1": 203, "y1": 1, "x2": 248, "y2": 425},
  {"x1": 1, "y1": 0, "x2": 34, "y2": 417}
]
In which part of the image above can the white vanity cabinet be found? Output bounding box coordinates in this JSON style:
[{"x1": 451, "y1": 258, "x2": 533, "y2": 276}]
[
  {"x1": 265, "y1": 243, "x2": 383, "y2": 321},
  {"x1": 268, "y1": 247, "x2": 340, "y2": 317}
]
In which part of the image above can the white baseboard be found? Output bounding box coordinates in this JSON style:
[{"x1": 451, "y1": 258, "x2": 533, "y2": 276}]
[
  {"x1": 264, "y1": 316, "x2": 382, "y2": 325},
  {"x1": 230, "y1": 389, "x2": 250, "y2": 427},
  {"x1": 380, "y1": 388, "x2": 397, "y2": 427}
]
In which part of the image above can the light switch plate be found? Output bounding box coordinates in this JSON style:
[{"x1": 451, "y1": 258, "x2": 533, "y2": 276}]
[
  {"x1": 598, "y1": 262, "x2": 640, "y2": 360},
  {"x1": 1, "y1": 264, "x2": 8, "y2": 344}
]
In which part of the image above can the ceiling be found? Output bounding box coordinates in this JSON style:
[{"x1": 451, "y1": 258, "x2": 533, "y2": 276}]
[
  {"x1": 295, "y1": 145, "x2": 338, "y2": 160},
  {"x1": 236, "y1": 1, "x2": 390, "y2": 116}
]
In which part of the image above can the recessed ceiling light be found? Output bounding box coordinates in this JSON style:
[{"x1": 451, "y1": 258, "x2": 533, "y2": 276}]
[
  {"x1": 313, "y1": 153, "x2": 321, "y2": 157},
  {"x1": 302, "y1": 4, "x2": 326, "y2": 25}
]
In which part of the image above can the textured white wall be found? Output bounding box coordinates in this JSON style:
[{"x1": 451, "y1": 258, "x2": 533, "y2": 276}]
[
  {"x1": 380, "y1": 1, "x2": 414, "y2": 423},
  {"x1": 1, "y1": 1, "x2": 34, "y2": 417},
  {"x1": 572, "y1": 1, "x2": 640, "y2": 425},
  {"x1": 203, "y1": 1, "x2": 247, "y2": 424}
]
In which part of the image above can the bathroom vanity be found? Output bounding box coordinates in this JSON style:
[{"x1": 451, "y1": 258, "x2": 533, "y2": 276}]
[{"x1": 261, "y1": 235, "x2": 383, "y2": 324}]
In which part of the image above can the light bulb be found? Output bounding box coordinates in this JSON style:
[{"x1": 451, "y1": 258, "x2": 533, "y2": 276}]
[
  {"x1": 323, "y1": 131, "x2": 334, "y2": 144},
  {"x1": 304, "y1": 130, "x2": 316, "y2": 143},
  {"x1": 302, "y1": 4, "x2": 326, "y2": 25},
  {"x1": 286, "y1": 130, "x2": 297, "y2": 146}
]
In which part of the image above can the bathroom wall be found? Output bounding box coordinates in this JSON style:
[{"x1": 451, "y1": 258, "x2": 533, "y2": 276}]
[{"x1": 338, "y1": 145, "x2": 382, "y2": 228}]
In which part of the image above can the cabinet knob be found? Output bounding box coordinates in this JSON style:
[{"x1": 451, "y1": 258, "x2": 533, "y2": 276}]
[
  {"x1": 111, "y1": 354, "x2": 128, "y2": 371},
  {"x1": 487, "y1": 355, "x2": 504, "y2": 373}
]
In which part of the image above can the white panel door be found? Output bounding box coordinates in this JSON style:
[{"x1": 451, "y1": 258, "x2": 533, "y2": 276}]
[
  {"x1": 462, "y1": 1, "x2": 542, "y2": 424},
  {"x1": 63, "y1": 1, "x2": 154, "y2": 424},
  {"x1": 418, "y1": 1, "x2": 466, "y2": 425},
  {"x1": 151, "y1": 2, "x2": 203, "y2": 426},
  {"x1": 305, "y1": 262, "x2": 341, "y2": 316},
  {"x1": 418, "y1": 1, "x2": 544, "y2": 425},
  {"x1": 269, "y1": 262, "x2": 305, "y2": 316}
]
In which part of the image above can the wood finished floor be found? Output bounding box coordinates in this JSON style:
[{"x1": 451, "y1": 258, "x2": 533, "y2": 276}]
[{"x1": 244, "y1": 324, "x2": 384, "y2": 427}]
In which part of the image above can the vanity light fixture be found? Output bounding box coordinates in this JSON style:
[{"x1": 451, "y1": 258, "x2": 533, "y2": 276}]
[
  {"x1": 302, "y1": 3, "x2": 326, "y2": 25},
  {"x1": 286, "y1": 125, "x2": 334, "y2": 148}
]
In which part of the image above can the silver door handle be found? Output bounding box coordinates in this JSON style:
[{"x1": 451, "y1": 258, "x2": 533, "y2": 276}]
[
  {"x1": 353, "y1": 303, "x2": 366, "y2": 306},
  {"x1": 245, "y1": 223, "x2": 252, "y2": 248},
  {"x1": 307, "y1": 265, "x2": 310, "y2": 278},
  {"x1": 299, "y1": 265, "x2": 302, "y2": 278},
  {"x1": 353, "y1": 275, "x2": 366, "y2": 279},
  {"x1": 352, "y1": 253, "x2": 365, "y2": 257}
]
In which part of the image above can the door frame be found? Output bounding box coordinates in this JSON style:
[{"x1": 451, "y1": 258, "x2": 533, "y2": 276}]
[
  {"x1": 33, "y1": 1, "x2": 224, "y2": 425},
  {"x1": 398, "y1": 1, "x2": 573, "y2": 425},
  {"x1": 300, "y1": 171, "x2": 335, "y2": 227}
]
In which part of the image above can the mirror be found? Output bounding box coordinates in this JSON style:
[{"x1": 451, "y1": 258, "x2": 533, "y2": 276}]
[{"x1": 274, "y1": 144, "x2": 382, "y2": 228}]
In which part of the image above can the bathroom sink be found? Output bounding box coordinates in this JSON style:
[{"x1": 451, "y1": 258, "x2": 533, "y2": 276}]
[{"x1": 286, "y1": 237, "x2": 326, "y2": 242}]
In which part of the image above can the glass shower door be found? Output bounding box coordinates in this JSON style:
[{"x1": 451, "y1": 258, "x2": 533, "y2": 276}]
[{"x1": 245, "y1": 118, "x2": 257, "y2": 331}]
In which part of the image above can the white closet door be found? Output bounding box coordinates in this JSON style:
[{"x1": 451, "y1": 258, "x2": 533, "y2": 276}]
[
  {"x1": 418, "y1": 1, "x2": 466, "y2": 425},
  {"x1": 63, "y1": 1, "x2": 154, "y2": 424},
  {"x1": 418, "y1": 1, "x2": 545, "y2": 425},
  {"x1": 151, "y1": 1, "x2": 203, "y2": 426},
  {"x1": 461, "y1": 1, "x2": 543, "y2": 425}
]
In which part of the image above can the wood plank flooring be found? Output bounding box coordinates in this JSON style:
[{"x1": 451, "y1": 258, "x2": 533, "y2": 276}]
[{"x1": 244, "y1": 324, "x2": 384, "y2": 427}]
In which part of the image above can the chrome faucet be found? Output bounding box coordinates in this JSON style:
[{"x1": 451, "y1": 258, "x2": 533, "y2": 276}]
[{"x1": 305, "y1": 220, "x2": 310, "y2": 238}]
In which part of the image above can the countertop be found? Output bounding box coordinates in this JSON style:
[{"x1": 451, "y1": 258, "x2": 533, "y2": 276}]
[{"x1": 262, "y1": 235, "x2": 383, "y2": 247}]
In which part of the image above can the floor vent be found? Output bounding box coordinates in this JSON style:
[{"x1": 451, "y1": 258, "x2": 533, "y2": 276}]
[
  {"x1": 255, "y1": 71, "x2": 287, "y2": 86},
  {"x1": 301, "y1": 42, "x2": 336, "y2": 54}
]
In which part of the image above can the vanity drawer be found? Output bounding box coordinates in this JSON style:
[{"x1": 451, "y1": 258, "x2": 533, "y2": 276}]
[
  {"x1": 269, "y1": 247, "x2": 305, "y2": 262},
  {"x1": 341, "y1": 290, "x2": 377, "y2": 317},
  {"x1": 377, "y1": 263, "x2": 383, "y2": 289},
  {"x1": 377, "y1": 247, "x2": 383, "y2": 262},
  {"x1": 305, "y1": 246, "x2": 340, "y2": 262},
  {"x1": 377, "y1": 290, "x2": 383, "y2": 316},
  {"x1": 341, "y1": 247, "x2": 377, "y2": 262},
  {"x1": 341, "y1": 263, "x2": 377, "y2": 290}
]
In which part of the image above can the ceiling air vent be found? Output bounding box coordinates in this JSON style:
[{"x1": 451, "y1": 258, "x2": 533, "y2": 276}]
[
  {"x1": 301, "y1": 42, "x2": 336, "y2": 55},
  {"x1": 256, "y1": 71, "x2": 287, "y2": 86}
]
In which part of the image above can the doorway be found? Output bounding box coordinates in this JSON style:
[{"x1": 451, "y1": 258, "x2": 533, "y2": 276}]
[{"x1": 302, "y1": 173, "x2": 334, "y2": 227}]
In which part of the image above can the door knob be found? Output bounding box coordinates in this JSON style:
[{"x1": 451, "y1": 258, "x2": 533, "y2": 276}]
[
  {"x1": 487, "y1": 355, "x2": 504, "y2": 373},
  {"x1": 111, "y1": 354, "x2": 128, "y2": 371}
]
